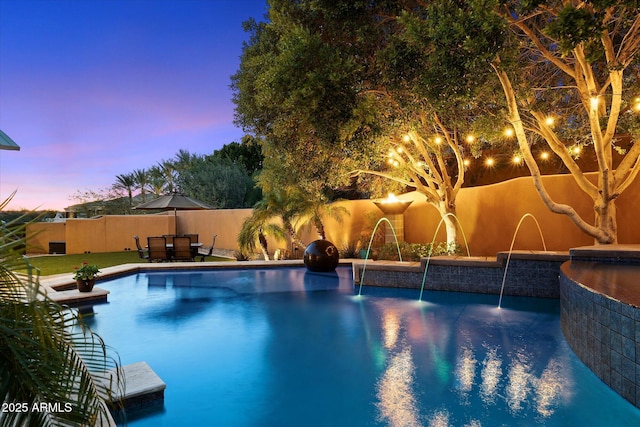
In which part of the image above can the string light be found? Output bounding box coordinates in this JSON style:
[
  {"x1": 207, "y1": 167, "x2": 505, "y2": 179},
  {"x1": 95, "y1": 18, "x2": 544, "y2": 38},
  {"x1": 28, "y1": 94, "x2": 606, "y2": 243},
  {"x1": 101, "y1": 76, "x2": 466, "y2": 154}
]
[
  {"x1": 590, "y1": 96, "x2": 600, "y2": 110},
  {"x1": 463, "y1": 159, "x2": 471, "y2": 167},
  {"x1": 484, "y1": 157, "x2": 495, "y2": 167},
  {"x1": 634, "y1": 97, "x2": 640, "y2": 112},
  {"x1": 466, "y1": 134, "x2": 475, "y2": 143},
  {"x1": 434, "y1": 136, "x2": 443, "y2": 145},
  {"x1": 396, "y1": 146, "x2": 403, "y2": 154},
  {"x1": 540, "y1": 152, "x2": 550, "y2": 160},
  {"x1": 572, "y1": 146, "x2": 581, "y2": 155},
  {"x1": 504, "y1": 128, "x2": 514, "y2": 138},
  {"x1": 544, "y1": 116, "x2": 555, "y2": 126},
  {"x1": 512, "y1": 155, "x2": 522, "y2": 165},
  {"x1": 403, "y1": 134, "x2": 411, "y2": 143}
]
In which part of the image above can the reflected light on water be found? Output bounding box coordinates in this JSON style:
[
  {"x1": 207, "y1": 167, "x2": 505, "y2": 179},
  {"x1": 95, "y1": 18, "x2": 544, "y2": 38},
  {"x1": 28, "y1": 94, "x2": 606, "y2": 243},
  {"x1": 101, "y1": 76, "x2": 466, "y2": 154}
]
[
  {"x1": 480, "y1": 346, "x2": 502, "y2": 405},
  {"x1": 454, "y1": 346, "x2": 476, "y2": 400},
  {"x1": 376, "y1": 347, "x2": 421, "y2": 427},
  {"x1": 506, "y1": 351, "x2": 532, "y2": 414},
  {"x1": 535, "y1": 358, "x2": 566, "y2": 417},
  {"x1": 383, "y1": 311, "x2": 401, "y2": 349}
]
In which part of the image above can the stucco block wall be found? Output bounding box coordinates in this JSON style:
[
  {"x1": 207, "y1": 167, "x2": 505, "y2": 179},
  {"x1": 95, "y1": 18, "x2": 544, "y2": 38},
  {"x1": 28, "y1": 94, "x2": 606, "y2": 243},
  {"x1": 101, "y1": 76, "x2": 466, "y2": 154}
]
[{"x1": 25, "y1": 172, "x2": 640, "y2": 255}]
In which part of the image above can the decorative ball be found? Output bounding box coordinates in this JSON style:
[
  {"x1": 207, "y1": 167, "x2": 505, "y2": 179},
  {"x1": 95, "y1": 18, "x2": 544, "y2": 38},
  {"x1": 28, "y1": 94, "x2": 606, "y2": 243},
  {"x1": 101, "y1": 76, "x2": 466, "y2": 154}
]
[{"x1": 303, "y1": 239, "x2": 339, "y2": 272}]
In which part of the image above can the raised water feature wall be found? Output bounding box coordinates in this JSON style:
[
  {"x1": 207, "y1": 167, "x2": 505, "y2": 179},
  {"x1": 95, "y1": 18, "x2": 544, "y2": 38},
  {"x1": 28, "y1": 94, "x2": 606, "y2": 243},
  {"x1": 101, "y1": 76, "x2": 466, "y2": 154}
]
[
  {"x1": 353, "y1": 250, "x2": 569, "y2": 298},
  {"x1": 560, "y1": 246, "x2": 640, "y2": 409}
]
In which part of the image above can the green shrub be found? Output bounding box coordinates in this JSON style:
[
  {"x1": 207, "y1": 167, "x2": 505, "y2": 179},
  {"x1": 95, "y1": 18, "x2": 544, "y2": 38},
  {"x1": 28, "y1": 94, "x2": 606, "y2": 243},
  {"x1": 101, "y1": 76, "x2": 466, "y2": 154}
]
[{"x1": 377, "y1": 241, "x2": 462, "y2": 261}]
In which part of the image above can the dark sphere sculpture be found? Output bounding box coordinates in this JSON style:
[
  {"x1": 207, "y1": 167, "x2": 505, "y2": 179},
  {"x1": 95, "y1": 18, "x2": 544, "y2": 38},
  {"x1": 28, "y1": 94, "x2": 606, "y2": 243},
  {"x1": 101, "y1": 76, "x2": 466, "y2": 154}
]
[{"x1": 303, "y1": 239, "x2": 339, "y2": 272}]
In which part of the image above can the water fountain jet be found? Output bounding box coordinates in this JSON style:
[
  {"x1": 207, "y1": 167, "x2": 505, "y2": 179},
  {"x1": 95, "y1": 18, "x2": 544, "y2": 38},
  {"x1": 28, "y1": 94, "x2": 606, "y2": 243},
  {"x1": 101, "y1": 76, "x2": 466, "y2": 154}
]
[
  {"x1": 497, "y1": 213, "x2": 547, "y2": 309},
  {"x1": 418, "y1": 213, "x2": 470, "y2": 302},
  {"x1": 356, "y1": 218, "x2": 403, "y2": 296}
]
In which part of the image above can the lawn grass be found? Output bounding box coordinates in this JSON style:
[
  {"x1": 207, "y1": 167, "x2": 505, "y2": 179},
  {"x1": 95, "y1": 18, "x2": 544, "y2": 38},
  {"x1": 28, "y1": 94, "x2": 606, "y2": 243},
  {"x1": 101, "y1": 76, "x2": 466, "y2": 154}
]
[{"x1": 22, "y1": 251, "x2": 233, "y2": 276}]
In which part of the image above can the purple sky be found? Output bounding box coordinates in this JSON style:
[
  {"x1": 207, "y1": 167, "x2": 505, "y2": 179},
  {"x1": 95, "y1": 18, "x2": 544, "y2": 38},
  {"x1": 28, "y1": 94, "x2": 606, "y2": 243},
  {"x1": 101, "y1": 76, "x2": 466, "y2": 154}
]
[{"x1": 0, "y1": 0, "x2": 268, "y2": 211}]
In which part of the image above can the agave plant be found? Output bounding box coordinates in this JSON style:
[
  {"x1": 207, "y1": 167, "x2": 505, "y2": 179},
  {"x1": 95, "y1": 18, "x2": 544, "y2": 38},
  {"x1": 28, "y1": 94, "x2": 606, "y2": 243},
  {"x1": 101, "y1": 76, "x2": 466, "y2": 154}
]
[{"x1": 0, "y1": 193, "x2": 123, "y2": 426}]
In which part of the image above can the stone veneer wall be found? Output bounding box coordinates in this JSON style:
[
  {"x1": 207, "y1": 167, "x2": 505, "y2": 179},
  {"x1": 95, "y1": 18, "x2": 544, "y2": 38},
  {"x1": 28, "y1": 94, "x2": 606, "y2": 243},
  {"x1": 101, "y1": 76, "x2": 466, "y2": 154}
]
[
  {"x1": 560, "y1": 263, "x2": 640, "y2": 409},
  {"x1": 354, "y1": 251, "x2": 569, "y2": 298}
]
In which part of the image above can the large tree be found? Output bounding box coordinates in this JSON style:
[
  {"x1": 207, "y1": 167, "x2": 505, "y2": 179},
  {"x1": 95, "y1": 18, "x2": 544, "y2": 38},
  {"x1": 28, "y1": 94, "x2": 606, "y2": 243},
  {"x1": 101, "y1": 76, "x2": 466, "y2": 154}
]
[
  {"x1": 232, "y1": 0, "x2": 506, "y2": 247},
  {"x1": 490, "y1": 0, "x2": 640, "y2": 244}
]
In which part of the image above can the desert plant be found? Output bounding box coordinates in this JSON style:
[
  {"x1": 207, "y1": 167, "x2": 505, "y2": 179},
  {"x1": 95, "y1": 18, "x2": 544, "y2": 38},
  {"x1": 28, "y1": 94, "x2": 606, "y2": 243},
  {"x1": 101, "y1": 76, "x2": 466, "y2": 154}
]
[{"x1": 1, "y1": 194, "x2": 123, "y2": 426}]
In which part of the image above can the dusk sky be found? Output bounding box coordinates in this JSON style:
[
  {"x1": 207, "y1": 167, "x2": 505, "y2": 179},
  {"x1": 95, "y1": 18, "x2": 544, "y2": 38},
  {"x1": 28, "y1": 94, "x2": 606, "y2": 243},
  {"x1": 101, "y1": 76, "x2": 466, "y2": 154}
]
[{"x1": 0, "y1": 0, "x2": 268, "y2": 211}]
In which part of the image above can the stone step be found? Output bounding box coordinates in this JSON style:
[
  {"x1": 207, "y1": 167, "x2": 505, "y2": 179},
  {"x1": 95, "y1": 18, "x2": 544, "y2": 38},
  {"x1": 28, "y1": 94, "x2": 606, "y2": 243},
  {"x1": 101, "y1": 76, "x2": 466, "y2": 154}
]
[
  {"x1": 96, "y1": 361, "x2": 166, "y2": 411},
  {"x1": 45, "y1": 287, "x2": 109, "y2": 305}
]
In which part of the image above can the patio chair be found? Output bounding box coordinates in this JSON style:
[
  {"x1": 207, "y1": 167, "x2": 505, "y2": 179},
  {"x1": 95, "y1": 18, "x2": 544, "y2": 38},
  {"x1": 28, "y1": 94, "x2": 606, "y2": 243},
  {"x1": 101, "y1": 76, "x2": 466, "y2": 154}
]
[
  {"x1": 147, "y1": 236, "x2": 169, "y2": 262},
  {"x1": 183, "y1": 233, "x2": 199, "y2": 243},
  {"x1": 133, "y1": 236, "x2": 149, "y2": 261},
  {"x1": 198, "y1": 234, "x2": 217, "y2": 262},
  {"x1": 163, "y1": 234, "x2": 177, "y2": 245},
  {"x1": 172, "y1": 236, "x2": 194, "y2": 261}
]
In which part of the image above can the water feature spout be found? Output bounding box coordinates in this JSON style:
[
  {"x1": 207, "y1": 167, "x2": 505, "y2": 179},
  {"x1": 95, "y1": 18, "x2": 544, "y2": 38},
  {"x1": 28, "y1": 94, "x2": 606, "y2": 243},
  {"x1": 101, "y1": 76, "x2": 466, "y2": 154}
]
[
  {"x1": 357, "y1": 218, "x2": 403, "y2": 296},
  {"x1": 497, "y1": 213, "x2": 547, "y2": 309},
  {"x1": 418, "y1": 213, "x2": 470, "y2": 302}
]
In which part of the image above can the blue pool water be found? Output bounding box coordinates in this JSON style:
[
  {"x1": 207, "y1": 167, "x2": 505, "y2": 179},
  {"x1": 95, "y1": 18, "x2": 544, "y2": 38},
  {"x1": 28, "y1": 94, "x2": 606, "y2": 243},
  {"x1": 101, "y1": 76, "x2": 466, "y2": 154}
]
[{"x1": 84, "y1": 267, "x2": 640, "y2": 426}]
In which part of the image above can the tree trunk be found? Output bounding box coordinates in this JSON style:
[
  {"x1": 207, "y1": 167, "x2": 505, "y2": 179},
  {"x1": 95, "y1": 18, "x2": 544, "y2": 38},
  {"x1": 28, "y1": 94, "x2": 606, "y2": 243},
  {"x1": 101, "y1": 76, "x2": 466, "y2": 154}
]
[
  {"x1": 258, "y1": 232, "x2": 270, "y2": 260},
  {"x1": 434, "y1": 200, "x2": 458, "y2": 253}
]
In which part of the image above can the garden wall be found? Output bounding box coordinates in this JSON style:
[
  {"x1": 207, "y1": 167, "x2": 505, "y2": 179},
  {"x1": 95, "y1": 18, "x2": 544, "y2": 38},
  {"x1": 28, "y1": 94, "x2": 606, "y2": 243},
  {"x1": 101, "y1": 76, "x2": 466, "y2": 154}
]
[{"x1": 26, "y1": 172, "x2": 640, "y2": 255}]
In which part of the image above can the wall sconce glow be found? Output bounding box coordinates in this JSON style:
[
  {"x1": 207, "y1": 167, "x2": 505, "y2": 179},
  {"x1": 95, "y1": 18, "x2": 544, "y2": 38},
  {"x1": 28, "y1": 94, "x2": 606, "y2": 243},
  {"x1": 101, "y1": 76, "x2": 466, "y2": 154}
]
[
  {"x1": 504, "y1": 128, "x2": 514, "y2": 138},
  {"x1": 512, "y1": 155, "x2": 522, "y2": 164},
  {"x1": 590, "y1": 96, "x2": 600, "y2": 110},
  {"x1": 466, "y1": 134, "x2": 475, "y2": 143},
  {"x1": 485, "y1": 157, "x2": 495, "y2": 167},
  {"x1": 544, "y1": 116, "x2": 555, "y2": 126},
  {"x1": 540, "y1": 152, "x2": 550, "y2": 160}
]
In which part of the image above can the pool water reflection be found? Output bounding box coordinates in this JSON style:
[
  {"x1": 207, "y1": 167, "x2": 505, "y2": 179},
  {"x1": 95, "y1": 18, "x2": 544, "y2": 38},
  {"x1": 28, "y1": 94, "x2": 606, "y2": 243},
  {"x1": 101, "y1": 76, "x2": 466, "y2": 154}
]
[{"x1": 85, "y1": 267, "x2": 640, "y2": 426}]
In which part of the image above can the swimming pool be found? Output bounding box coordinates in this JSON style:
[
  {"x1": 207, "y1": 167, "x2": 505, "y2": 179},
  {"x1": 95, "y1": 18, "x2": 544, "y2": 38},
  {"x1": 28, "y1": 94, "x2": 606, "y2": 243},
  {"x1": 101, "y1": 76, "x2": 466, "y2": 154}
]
[{"x1": 85, "y1": 266, "x2": 640, "y2": 426}]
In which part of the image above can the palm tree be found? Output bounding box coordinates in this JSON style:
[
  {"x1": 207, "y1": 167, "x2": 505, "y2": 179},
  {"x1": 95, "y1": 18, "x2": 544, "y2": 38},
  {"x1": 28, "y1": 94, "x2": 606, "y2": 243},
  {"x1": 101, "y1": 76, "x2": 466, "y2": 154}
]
[
  {"x1": 0, "y1": 194, "x2": 123, "y2": 426},
  {"x1": 133, "y1": 168, "x2": 150, "y2": 203},
  {"x1": 114, "y1": 172, "x2": 135, "y2": 209},
  {"x1": 297, "y1": 197, "x2": 349, "y2": 240}
]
